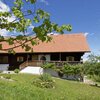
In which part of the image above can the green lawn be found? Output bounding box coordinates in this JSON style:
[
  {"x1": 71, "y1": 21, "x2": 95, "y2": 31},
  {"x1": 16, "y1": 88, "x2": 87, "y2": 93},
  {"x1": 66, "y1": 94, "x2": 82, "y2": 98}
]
[{"x1": 0, "y1": 74, "x2": 100, "y2": 100}]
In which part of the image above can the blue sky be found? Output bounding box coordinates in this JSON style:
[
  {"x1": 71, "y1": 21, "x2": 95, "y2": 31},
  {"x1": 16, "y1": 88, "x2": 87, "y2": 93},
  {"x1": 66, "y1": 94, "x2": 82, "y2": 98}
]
[
  {"x1": 37, "y1": 0, "x2": 100, "y2": 55},
  {"x1": 0, "y1": 0, "x2": 100, "y2": 59}
]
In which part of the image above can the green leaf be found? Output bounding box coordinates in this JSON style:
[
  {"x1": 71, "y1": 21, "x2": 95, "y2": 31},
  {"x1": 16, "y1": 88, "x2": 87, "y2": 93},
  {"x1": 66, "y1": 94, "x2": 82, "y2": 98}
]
[
  {"x1": 0, "y1": 0, "x2": 72, "y2": 52},
  {"x1": 0, "y1": 44, "x2": 2, "y2": 49},
  {"x1": 33, "y1": 16, "x2": 39, "y2": 23},
  {"x1": 31, "y1": 40, "x2": 37, "y2": 45},
  {"x1": 52, "y1": 23, "x2": 58, "y2": 30},
  {"x1": 33, "y1": 27, "x2": 41, "y2": 33},
  {"x1": 25, "y1": 45, "x2": 31, "y2": 51},
  {"x1": 0, "y1": 36, "x2": 4, "y2": 41},
  {"x1": 30, "y1": 0, "x2": 36, "y2": 4},
  {"x1": 8, "y1": 49, "x2": 16, "y2": 54},
  {"x1": 66, "y1": 25, "x2": 72, "y2": 31},
  {"x1": 16, "y1": 35, "x2": 24, "y2": 40},
  {"x1": 7, "y1": 38, "x2": 14, "y2": 45},
  {"x1": 27, "y1": 10, "x2": 32, "y2": 14}
]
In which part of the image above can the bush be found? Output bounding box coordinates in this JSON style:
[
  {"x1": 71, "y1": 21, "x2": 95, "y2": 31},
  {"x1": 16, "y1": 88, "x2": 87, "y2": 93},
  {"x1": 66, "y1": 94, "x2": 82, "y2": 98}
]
[
  {"x1": 14, "y1": 69, "x2": 20, "y2": 73},
  {"x1": 39, "y1": 73, "x2": 53, "y2": 82},
  {"x1": 41, "y1": 63, "x2": 55, "y2": 69},
  {"x1": 72, "y1": 64, "x2": 83, "y2": 75},
  {"x1": 94, "y1": 63, "x2": 100, "y2": 76},
  {"x1": 33, "y1": 73, "x2": 55, "y2": 88},
  {"x1": 92, "y1": 75, "x2": 100, "y2": 82},
  {"x1": 62, "y1": 64, "x2": 83, "y2": 75},
  {"x1": 83, "y1": 62, "x2": 100, "y2": 82},
  {"x1": 4, "y1": 74, "x2": 11, "y2": 79},
  {"x1": 62, "y1": 64, "x2": 73, "y2": 75},
  {"x1": 83, "y1": 62, "x2": 100, "y2": 76},
  {"x1": 56, "y1": 68, "x2": 64, "y2": 77},
  {"x1": 83, "y1": 62, "x2": 94, "y2": 75},
  {"x1": 41, "y1": 63, "x2": 84, "y2": 80}
]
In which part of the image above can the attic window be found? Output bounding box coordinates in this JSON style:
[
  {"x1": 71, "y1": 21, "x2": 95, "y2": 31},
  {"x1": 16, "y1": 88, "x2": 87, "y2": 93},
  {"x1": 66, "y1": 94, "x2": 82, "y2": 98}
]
[{"x1": 66, "y1": 56, "x2": 74, "y2": 61}]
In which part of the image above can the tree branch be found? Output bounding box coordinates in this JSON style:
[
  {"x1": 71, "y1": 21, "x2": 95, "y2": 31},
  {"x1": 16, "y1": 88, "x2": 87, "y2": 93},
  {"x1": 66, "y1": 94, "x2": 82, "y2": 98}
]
[{"x1": 0, "y1": 36, "x2": 37, "y2": 51}]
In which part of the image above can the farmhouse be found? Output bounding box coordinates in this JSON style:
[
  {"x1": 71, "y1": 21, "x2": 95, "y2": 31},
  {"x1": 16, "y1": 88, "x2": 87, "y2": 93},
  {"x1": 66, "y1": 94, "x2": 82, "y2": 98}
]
[{"x1": 0, "y1": 33, "x2": 90, "y2": 70}]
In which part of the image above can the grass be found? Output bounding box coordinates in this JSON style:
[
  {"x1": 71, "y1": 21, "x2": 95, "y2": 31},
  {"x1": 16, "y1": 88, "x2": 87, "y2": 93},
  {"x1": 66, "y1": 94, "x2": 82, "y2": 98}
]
[{"x1": 0, "y1": 74, "x2": 100, "y2": 100}]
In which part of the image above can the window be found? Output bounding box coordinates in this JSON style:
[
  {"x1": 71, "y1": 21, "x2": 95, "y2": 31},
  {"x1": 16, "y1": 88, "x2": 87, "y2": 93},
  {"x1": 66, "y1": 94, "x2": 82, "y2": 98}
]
[
  {"x1": 17, "y1": 56, "x2": 24, "y2": 62},
  {"x1": 0, "y1": 56, "x2": 8, "y2": 63},
  {"x1": 40, "y1": 56, "x2": 46, "y2": 61},
  {"x1": 32, "y1": 55, "x2": 38, "y2": 60},
  {"x1": 66, "y1": 56, "x2": 74, "y2": 61}
]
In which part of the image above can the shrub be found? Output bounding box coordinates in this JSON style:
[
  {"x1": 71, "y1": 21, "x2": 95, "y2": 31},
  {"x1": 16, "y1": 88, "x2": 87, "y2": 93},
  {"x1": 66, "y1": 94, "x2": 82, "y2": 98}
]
[
  {"x1": 83, "y1": 62, "x2": 100, "y2": 82},
  {"x1": 72, "y1": 64, "x2": 83, "y2": 75},
  {"x1": 62, "y1": 64, "x2": 74, "y2": 75},
  {"x1": 62, "y1": 64, "x2": 83, "y2": 77},
  {"x1": 41, "y1": 63, "x2": 55, "y2": 69},
  {"x1": 83, "y1": 62, "x2": 94, "y2": 75},
  {"x1": 92, "y1": 75, "x2": 100, "y2": 82},
  {"x1": 4, "y1": 74, "x2": 11, "y2": 79},
  {"x1": 33, "y1": 73, "x2": 55, "y2": 88},
  {"x1": 94, "y1": 63, "x2": 100, "y2": 76},
  {"x1": 56, "y1": 68, "x2": 64, "y2": 77},
  {"x1": 14, "y1": 69, "x2": 20, "y2": 73},
  {"x1": 39, "y1": 73, "x2": 53, "y2": 82},
  {"x1": 83, "y1": 62, "x2": 100, "y2": 76}
]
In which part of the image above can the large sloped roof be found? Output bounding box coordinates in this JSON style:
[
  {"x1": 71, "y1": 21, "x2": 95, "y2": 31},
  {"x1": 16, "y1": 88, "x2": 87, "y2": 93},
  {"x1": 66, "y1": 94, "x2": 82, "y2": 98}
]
[{"x1": 0, "y1": 33, "x2": 90, "y2": 53}]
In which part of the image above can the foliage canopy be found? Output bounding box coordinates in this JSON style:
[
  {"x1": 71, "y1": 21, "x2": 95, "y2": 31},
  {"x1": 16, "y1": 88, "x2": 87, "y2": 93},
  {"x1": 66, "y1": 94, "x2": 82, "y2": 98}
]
[{"x1": 0, "y1": 0, "x2": 72, "y2": 53}]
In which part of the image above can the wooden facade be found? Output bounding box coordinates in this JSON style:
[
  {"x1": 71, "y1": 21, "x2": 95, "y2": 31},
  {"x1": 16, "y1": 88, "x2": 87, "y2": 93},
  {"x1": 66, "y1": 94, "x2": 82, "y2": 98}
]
[{"x1": 0, "y1": 52, "x2": 84, "y2": 70}]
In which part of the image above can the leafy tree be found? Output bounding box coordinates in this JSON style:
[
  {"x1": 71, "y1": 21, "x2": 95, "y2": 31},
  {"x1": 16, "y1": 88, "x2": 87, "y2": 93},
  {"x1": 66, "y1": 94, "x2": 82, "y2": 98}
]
[
  {"x1": 0, "y1": 0, "x2": 72, "y2": 53},
  {"x1": 41, "y1": 63, "x2": 55, "y2": 69},
  {"x1": 62, "y1": 64, "x2": 83, "y2": 76},
  {"x1": 83, "y1": 54, "x2": 100, "y2": 82},
  {"x1": 87, "y1": 53, "x2": 100, "y2": 63}
]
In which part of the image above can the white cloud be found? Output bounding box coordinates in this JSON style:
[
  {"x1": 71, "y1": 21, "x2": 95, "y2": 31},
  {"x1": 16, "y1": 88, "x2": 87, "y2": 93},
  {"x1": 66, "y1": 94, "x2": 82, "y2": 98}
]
[
  {"x1": 29, "y1": 24, "x2": 34, "y2": 29},
  {"x1": 48, "y1": 32, "x2": 59, "y2": 35},
  {"x1": 0, "y1": 1, "x2": 16, "y2": 22},
  {"x1": 0, "y1": 29, "x2": 9, "y2": 36},
  {"x1": 40, "y1": 0, "x2": 49, "y2": 5},
  {"x1": 0, "y1": 1, "x2": 17, "y2": 36},
  {"x1": 84, "y1": 32, "x2": 95, "y2": 37},
  {"x1": 7, "y1": 15, "x2": 16, "y2": 22},
  {"x1": 0, "y1": 0, "x2": 10, "y2": 12},
  {"x1": 0, "y1": 29, "x2": 23, "y2": 37},
  {"x1": 84, "y1": 32, "x2": 89, "y2": 37},
  {"x1": 82, "y1": 53, "x2": 90, "y2": 62}
]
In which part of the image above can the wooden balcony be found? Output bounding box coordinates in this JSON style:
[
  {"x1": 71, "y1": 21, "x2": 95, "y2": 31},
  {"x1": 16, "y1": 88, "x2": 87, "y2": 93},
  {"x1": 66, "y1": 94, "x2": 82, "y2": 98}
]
[{"x1": 19, "y1": 60, "x2": 83, "y2": 70}]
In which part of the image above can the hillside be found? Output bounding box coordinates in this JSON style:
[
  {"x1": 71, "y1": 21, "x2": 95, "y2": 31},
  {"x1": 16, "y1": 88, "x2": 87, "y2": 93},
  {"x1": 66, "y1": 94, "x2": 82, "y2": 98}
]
[{"x1": 0, "y1": 74, "x2": 100, "y2": 100}]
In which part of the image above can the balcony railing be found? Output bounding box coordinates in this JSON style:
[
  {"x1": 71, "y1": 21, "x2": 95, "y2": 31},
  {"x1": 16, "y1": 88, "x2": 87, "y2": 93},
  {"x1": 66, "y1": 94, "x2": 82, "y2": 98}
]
[{"x1": 19, "y1": 60, "x2": 83, "y2": 70}]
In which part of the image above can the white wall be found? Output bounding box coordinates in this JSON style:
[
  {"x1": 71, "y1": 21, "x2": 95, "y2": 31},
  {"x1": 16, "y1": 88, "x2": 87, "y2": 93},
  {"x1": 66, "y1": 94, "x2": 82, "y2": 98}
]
[
  {"x1": 0, "y1": 64, "x2": 9, "y2": 71},
  {"x1": 20, "y1": 66, "x2": 43, "y2": 75}
]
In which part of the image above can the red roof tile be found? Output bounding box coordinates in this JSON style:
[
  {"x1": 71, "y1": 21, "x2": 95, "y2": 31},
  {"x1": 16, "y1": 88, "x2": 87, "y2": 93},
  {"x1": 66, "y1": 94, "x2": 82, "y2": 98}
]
[{"x1": 0, "y1": 33, "x2": 90, "y2": 53}]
